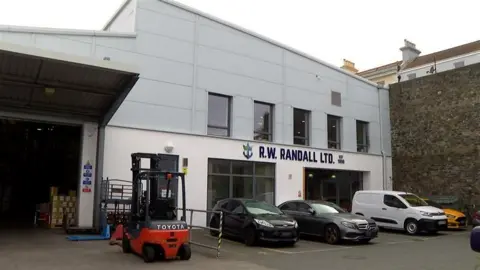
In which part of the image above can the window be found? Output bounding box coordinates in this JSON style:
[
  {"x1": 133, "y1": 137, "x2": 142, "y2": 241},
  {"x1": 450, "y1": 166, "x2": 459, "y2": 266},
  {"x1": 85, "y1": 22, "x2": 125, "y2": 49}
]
[
  {"x1": 331, "y1": 91, "x2": 342, "y2": 107},
  {"x1": 310, "y1": 202, "x2": 346, "y2": 214},
  {"x1": 254, "y1": 102, "x2": 273, "y2": 141},
  {"x1": 293, "y1": 108, "x2": 310, "y2": 145},
  {"x1": 244, "y1": 200, "x2": 282, "y2": 215},
  {"x1": 207, "y1": 93, "x2": 231, "y2": 137},
  {"x1": 279, "y1": 202, "x2": 296, "y2": 211},
  {"x1": 296, "y1": 202, "x2": 312, "y2": 213},
  {"x1": 327, "y1": 115, "x2": 341, "y2": 149},
  {"x1": 407, "y1": 73, "x2": 416, "y2": 80},
  {"x1": 225, "y1": 200, "x2": 242, "y2": 212},
  {"x1": 356, "y1": 120, "x2": 369, "y2": 152},
  {"x1": 398, "y1": 194, "x2": 428, "y2": 207},
  {"x1": 207, "y1": 159, "x2": 276, "y2": 221},
  {"x1": 383, "y1": 195, "x2": 406, "y2": 208}
]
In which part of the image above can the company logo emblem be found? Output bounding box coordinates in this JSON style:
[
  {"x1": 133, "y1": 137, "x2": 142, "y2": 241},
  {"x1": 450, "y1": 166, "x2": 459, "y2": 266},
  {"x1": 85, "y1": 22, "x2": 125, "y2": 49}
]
[
  {"x1": 338, "y1": 155, "x2": 345, "y2": 164},
  {"x1": 243, "y1": 143, "x2": 253, "y2": 159}
]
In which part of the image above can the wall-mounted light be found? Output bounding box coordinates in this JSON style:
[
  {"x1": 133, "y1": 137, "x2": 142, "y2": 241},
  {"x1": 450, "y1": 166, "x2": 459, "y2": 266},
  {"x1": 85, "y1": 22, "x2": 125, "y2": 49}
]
[{"x1": 164, "y1": 141, "x2": 175, "y2": 153}]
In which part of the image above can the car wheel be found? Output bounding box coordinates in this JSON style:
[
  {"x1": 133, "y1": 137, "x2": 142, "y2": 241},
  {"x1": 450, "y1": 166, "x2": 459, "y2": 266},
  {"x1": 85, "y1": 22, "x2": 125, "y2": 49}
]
[
  {"x1": 325, "y1": 224, "x2": 341, "y2": 245},
  {"x1": 209, "y1": 217, "x2": 220, "y2": 237},
  {"x1": 244, "y1": 226, "x2": 257, "y2": 246},
  {"x1": 404, "y1": 219, "x2": 419, "y2": 235}
]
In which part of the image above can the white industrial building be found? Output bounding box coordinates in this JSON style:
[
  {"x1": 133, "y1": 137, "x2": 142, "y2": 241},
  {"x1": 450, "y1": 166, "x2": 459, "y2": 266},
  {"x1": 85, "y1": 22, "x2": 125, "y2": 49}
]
[{"x1": 0, "y1": 0, "x2": 392, "y2": 228}]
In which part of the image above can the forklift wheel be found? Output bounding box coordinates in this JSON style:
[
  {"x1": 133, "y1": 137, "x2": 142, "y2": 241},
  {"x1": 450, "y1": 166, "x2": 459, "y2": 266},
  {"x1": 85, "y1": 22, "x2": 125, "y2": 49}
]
[
  {"x1": 179, "y1": 244, "x2": 192, "y2": 260},
  {"x1": 122, "y1": 234, "x2": 131, "y2": 253},
  {"x1": 143, "y1": 245, "x2": 156, "y2": 263}
]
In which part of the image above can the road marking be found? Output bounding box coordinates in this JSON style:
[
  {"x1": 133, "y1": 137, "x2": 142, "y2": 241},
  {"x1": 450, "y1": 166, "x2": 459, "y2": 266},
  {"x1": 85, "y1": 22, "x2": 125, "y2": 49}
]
[
  {"x1": 384, "y1": 240, "x2": 416, "y2": 245},
  {"x1": 263, "y1": 246, "x2": 352, "y2": 254}
]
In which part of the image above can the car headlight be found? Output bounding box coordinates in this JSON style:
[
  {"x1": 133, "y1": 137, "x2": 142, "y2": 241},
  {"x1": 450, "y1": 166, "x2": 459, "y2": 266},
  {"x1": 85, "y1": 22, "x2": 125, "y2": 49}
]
[
  {"x1": 420, "y1": 211, "x2": 433, "y2": 217},
  {"x1": 293, "y1": 221, "x2": 298, "y2": 229},
  {"x1": 254, "y1": 219, "x2": 274, "y2": 228},
  {"x1": 446, "y1": 214, "x2": 455, "y2": 219},
  {"x1": 341, "y1": 221, "x2": 357, "y2": 229}
]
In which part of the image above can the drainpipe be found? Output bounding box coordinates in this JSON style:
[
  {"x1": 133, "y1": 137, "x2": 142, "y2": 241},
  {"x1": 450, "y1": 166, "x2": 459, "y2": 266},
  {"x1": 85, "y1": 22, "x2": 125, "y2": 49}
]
[{"x1": 377, "y1": 86, "x2": 387, "y2": 190}]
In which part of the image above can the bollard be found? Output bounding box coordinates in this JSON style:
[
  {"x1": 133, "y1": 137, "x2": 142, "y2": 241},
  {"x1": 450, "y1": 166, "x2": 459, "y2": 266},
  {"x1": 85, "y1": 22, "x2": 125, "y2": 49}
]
[
  {"x1": 189, "y1": 209, "x2": 194, "y2": 242},
  {"x1": 217, "y1": 211, "x2": 223, "y2": 258}
]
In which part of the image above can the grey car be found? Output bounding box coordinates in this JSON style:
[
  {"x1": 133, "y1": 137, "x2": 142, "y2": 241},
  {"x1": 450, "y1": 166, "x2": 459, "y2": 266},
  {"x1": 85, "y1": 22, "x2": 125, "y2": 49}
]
[{"x1": 278, "y1": 200, "x2": 378, "y2": 244}]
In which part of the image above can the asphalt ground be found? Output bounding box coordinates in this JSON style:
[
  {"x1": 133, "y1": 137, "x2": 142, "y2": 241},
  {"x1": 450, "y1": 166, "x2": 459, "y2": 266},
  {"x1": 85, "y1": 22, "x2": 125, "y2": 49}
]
[{"x1": 0, "y1": 227, "x2": 477, "y2": 270}]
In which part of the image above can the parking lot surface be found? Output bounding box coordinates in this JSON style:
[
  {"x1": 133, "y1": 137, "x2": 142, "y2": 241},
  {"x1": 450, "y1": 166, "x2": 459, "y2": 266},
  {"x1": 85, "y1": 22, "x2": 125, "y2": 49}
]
[{"x1": 0, "y1": 228, "x2": 478, "y2": 270}]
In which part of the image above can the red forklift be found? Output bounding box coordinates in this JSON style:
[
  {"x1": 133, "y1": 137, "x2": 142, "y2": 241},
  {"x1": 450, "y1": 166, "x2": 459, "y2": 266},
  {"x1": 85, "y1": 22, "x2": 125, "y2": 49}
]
[{"x1": 120, "y1": 153, "x2": 191, "y2": 262}]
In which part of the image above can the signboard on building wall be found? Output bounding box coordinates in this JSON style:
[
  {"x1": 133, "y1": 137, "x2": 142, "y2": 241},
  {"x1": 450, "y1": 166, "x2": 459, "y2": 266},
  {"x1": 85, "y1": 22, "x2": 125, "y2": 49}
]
[{"x1": 242, "y1": 143, "x2": 345, "y2": 165}]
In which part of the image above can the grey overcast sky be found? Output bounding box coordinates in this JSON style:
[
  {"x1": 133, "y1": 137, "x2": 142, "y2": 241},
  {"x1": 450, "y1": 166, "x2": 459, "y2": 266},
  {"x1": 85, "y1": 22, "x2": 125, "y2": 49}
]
[{"x1": 0, "y1": 0, "x2": 477, "y2": 71}]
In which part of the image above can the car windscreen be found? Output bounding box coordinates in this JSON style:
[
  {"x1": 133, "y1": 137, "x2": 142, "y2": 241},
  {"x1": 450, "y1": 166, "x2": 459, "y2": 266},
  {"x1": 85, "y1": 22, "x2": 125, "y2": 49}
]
[
  {"x1": 244, "y1": 201, "x2": 283, "y2": 215},
  {"x1": 399, "y1": 194, "x2": 428, "y2": 207},
  {"x1": 424, "y1": 199, "x2": 443, "y2": 209},
  {"x1": 311, "y1": 202, "x2": 346, "y2": 214}
]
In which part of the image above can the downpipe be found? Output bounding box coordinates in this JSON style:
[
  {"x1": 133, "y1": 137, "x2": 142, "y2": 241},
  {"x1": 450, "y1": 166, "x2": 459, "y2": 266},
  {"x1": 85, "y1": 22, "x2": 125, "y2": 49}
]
[{"x1": 377, "y1": 86, "x2": 387, "y2": 190}]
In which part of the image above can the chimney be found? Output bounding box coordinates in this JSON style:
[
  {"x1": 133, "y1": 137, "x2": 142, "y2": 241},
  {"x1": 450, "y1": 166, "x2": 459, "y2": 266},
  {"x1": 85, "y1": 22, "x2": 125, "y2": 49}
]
[
  {"x1": 400, "y1": 39, "x2": 421, "y2": 62},
  {"x1": 341, "y1": 59, "x2": 358, "y2": 73}
]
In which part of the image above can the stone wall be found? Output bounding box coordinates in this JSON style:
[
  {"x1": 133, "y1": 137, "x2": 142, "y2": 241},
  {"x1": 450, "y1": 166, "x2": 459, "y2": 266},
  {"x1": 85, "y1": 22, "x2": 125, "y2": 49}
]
[{"x1": 389, "y1": 64, "x2": 480, "y2": 205}]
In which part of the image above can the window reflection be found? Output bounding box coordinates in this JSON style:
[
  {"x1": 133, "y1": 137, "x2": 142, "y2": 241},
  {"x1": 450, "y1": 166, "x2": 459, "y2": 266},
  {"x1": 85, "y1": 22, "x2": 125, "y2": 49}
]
[
  {"x1": 293, "y1": 108, "x2": 309, "y2": 145},
  {"x1": 254, "y1": 102, "x2": 273, "y2": 141}
]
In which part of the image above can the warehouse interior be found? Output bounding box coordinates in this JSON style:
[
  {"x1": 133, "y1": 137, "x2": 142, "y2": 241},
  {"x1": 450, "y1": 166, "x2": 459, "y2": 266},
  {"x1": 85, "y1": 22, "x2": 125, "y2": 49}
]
[
  {"x1": 304, "y1": 168, "x2": 363, "y2": 212},
  {"x1": 0, "y1": 118, "x2": 81, "y2": 228}
]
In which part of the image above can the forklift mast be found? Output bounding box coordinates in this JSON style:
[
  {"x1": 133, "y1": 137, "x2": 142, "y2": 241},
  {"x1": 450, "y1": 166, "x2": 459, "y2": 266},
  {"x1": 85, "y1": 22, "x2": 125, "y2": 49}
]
[{"x1": 130, "y1": 153, "x2": 186, "y2": 222}]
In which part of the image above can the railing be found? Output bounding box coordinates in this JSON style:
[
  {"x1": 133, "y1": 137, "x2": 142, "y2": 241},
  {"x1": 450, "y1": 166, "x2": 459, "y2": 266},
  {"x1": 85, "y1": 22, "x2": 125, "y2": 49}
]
[{"x1": 178, "y1": 208, "x2": 224, "y2": 258}]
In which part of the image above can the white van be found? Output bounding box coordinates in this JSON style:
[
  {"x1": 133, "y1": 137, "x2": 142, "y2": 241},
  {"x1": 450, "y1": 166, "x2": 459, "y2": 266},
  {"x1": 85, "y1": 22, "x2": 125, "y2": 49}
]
[{"x1": 351, "y1": 190, "x2": 448, "y2": 235}]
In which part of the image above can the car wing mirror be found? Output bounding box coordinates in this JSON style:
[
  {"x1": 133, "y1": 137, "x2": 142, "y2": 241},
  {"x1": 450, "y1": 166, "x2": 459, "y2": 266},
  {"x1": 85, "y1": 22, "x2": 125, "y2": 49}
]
[
  {"x1": 308, "y1": 208, "x2": 315, "y2": 215},
  {"x1": 471, "y1": 227, "x2": 480, "y2": 252}
]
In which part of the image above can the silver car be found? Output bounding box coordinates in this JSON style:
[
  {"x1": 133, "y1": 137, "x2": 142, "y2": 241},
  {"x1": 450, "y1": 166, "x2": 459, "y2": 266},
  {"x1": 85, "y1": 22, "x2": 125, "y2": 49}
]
[{"x1": 278, "y1": 200, "x2": 379, "y2": 244}]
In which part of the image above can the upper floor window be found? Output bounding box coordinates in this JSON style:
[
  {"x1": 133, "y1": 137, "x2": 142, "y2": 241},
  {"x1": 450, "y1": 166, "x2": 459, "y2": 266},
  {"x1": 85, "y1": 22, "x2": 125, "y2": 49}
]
[
  {"x1": 254, "y1": 101, "x2": 273, "y2": 141},
  {"x1": 327, "y1": 115, "x2": 341, "y2": 149},
  {"x1": 356, "y1": 120, "x2": 369, "y2": 153},
  {"x1": 207, "y1": 93, "x2": 231, "y2": 137},
  {"x1": 293, "y1": 108, "x2": 310, "y2": 146}
]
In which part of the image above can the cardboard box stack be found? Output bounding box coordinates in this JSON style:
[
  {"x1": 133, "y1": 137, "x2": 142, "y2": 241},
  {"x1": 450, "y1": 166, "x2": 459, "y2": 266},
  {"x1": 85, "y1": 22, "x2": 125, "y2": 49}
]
[{"x1": 49, "y1": 187, "x2": 77, "y2": 228}]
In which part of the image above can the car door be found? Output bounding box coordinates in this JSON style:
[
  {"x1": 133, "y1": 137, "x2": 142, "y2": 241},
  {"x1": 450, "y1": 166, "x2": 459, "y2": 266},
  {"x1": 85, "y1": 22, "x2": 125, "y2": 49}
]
[
  {"x1": 381, "y1": 195, "x2": 407, "y2": 229},
  {"x1": 223, "y1": 200, "x2": 245, "y2": 236},
  {"x1": 295, "y1": 202, "x2": 318, "y2": 235},
  {"x1": 279, "y1": 202, "x2": 304, "y2": 230}
]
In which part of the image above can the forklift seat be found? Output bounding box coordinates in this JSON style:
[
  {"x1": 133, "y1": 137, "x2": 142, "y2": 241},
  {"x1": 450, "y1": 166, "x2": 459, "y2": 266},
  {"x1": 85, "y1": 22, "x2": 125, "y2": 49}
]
[{"x1": 149, "y1": 199, "x2": 176, "y2": 220}]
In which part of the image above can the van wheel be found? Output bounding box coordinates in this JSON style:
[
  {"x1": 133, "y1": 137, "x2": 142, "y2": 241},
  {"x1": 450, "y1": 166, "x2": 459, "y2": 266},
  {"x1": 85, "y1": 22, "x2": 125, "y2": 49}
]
[{"x1": 404, "y1": 219, "x2": 419, "y2": 235}]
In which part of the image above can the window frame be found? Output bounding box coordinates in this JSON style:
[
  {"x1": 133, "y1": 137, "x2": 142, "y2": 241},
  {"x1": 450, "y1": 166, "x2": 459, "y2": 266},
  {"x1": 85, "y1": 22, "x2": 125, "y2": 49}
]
[
  {"x1": 207, "y1": 159, "x2": 276, "y2": 222},
  {"x1": 356, "y1": 120, "x2": 369, "y2": 153},
  {"x1": 327, "y1": 114, "x2": 342, "y2": 149},
  {"x1": 253, "y1": 101, "x2": 274, "y2": 142},
  {"x1": 207, "y1": 93, "x2": 232, "y2": 137},
  {"x1": 293, "y1": 108, "x2": 310, "y2": 146}
]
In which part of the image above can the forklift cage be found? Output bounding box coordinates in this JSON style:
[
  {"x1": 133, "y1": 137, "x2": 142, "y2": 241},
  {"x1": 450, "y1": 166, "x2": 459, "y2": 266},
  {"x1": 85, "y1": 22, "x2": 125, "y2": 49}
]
[
  {"x1": 131, "y1": 170, "x2": 187, "y2": 223},
  {"x1": 130, "y1": 152, "x2": 186, "y2": 223}
]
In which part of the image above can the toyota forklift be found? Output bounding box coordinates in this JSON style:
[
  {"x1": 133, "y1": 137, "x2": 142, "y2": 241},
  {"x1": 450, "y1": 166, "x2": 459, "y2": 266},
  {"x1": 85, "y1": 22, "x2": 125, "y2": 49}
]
[{"x1": 120, "y1": 153, "x2": 191, "y2": 262}]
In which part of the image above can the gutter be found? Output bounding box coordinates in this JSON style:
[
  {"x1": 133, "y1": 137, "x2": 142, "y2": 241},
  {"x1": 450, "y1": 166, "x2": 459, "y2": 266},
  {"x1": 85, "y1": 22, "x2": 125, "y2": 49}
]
[{"x1": 377, "y1": 86, "x2": 387, "y2": 190}]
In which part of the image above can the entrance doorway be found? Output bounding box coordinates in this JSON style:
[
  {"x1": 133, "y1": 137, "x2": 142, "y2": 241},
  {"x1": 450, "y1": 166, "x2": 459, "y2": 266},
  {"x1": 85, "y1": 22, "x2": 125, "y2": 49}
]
[
  {"x1": 0, "y1": 118, "x2": 81, "y2": 228},
  {"x1": 304, "y1": 168, "x2": 363, "y2": 212}
]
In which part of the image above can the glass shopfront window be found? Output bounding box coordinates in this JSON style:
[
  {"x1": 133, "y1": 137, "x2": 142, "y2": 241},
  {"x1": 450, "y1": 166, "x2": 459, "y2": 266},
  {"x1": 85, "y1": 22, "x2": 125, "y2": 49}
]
[
  {"x1": 305, "y1": 170, "x2": 363, "y2": 212},
  {"x1": 207, "y1": 159, "x2": 276, "y2": 214}
]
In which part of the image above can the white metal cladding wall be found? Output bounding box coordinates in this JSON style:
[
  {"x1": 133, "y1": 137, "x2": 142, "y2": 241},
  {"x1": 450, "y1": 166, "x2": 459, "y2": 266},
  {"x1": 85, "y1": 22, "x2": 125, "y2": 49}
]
[{"x1": 102, "y1": 126, "x2": 387, "y2": 227}]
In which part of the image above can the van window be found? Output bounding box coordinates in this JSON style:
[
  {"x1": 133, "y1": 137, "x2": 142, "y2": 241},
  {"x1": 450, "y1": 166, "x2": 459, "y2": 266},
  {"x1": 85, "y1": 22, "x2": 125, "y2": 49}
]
[
  {"x1": 384, "y1": 195, "x2": 407, "y2": 208},
  {"x1": 399, "y1": 194, "x2": 428, "y2": 207}
]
